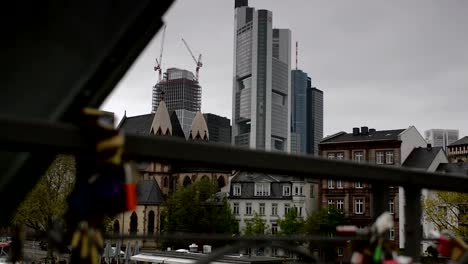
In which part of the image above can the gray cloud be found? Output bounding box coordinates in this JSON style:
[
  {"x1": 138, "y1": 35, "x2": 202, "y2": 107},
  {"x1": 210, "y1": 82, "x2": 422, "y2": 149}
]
[{"x1": 102, "y1": 0, "x2": 468, "y2": 137}]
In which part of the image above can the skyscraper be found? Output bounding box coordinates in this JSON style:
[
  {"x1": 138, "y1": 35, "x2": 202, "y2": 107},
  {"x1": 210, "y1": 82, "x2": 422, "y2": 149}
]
[
  {"x1": 291, "y1": 70, "x2": 308, "y2": 153},
  {"x1": 424, "y1": 129, "x2": 459, "y2": 151},
  {"x1": 232, "y1": 0, "x2": 291, "y2": 151},
  {"x1": 153, "y1": 67, "x2": 201, "y2": 137},
  {"x1": 306, "y1": 87, "x2": 323, "y2": 155},
  {"x1": 291, "y1": 69, "x2": 324, "y2": 155},
  {"x1": 203, "y1": 113, "x2": 232, "y2": 144}
]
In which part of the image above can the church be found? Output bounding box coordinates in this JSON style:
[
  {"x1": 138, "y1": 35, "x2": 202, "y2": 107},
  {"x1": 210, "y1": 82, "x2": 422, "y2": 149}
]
[{"x1": 110, "y1": 100, "x2": 231, "y2": 247}]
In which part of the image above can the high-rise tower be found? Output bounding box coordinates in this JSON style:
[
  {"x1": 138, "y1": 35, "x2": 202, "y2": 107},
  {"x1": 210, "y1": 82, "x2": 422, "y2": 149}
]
[
  {"x1": 153, "y1": 67, "x2": 201, "y2": 138},
  {"x1": 232, "y1": 0, "x2": 291, "y2": 151}
]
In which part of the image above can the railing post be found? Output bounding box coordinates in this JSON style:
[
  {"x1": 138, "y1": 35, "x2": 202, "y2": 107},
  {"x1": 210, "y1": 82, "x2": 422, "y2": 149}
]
[
  {"x1": 372, "y1": 183, "x2": 389, "y2": 220},
  {"x1": 404, "y1": 186, "x2": 422, "y2": 261}
]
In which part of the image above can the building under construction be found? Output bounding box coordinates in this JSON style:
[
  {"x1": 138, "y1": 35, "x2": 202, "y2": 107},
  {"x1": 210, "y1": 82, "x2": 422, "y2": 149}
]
[{"x1": 152, "y1": 67, "x2": 202, "y2": 137}]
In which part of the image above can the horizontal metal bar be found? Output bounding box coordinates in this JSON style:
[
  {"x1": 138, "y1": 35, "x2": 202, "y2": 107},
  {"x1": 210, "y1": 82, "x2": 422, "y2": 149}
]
[
  {"x1": 1, "y1": 117, "x2": 468, "y2": 192},
  {"x1": 103, "y1": 233, "x2": 359, "y2": 242}
]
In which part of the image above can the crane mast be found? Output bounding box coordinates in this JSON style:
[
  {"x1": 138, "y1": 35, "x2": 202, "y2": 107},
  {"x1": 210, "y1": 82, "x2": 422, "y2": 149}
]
[
  {"x1": 154, "y1": 25, "x2": 167, "y2": 82},
  {"x1": 181, "y1": 38, "x2": 203, "y2": 81}
]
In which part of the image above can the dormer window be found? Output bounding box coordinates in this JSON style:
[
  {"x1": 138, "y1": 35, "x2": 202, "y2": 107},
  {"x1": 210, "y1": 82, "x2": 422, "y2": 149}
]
[
  {"x1": 255, "y1": 183, "x2": 270, "y2": 196},
  {"x1": 233, "y1": 184, "x2": 241, "y2": 196}
]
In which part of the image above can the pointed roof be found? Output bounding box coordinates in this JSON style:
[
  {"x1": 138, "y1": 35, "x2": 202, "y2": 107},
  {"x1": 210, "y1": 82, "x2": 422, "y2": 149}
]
[
  {"x1": 118, "y1": 113, "x2": 154, "y2": 135},
  {"x1": 151, "y1": 101, "x2": 172, "y2": 136},
  {"x1": 137, "y1": 179, "x2": 164, "y2": 205},
  {"x1": 449, "y1": 136, "x2": 468, "y2": 147},
  {"x1": 402, "y1": 147, "x2": 445, "y2": 169},
  {"x1": 189, "y1": 111, "x2": 209, "y2": 141}
]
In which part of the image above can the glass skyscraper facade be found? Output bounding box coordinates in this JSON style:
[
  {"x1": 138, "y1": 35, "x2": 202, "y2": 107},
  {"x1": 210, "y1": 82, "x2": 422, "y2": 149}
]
[
  {"x1": 291, "y1": 70, "x2": 308, "y2": 153},
  {"x1": 232, "y1": 1, "x2": 291, "y2": 151}
]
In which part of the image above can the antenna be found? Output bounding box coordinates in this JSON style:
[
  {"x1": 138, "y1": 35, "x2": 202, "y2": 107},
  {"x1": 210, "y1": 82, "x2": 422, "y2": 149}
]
[{"x1": 295, "y1": 41, "x2": 298, "y2": 70}]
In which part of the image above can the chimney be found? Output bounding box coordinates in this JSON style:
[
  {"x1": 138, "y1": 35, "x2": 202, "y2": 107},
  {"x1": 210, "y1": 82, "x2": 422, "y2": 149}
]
[
  {"x1": 361, "y1": 126, "x2": 369, "y2": 135},
  {"x1": 427, "y1": 143, "x2": 432, "y2": 151},
  {"x1": 369, "y1": 128, "x2": 376, "y2": 133},
  {"x1": 352, "y1": 127, "x2": 359, "y2": 136}
]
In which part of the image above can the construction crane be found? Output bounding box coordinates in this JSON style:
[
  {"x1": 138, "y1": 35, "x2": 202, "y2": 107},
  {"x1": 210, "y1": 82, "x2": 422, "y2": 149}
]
[
  {"x1": 154, "y1": 25, "x2": 167, "y2": 82},
  {"x1": 181, "y1": 38, "x2": 203, "y2": 81}
]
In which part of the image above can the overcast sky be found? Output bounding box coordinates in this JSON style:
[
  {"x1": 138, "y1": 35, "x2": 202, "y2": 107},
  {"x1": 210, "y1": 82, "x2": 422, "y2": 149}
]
[{"x1": 102, "y1": 0, "x2": 468, "y2": 138}]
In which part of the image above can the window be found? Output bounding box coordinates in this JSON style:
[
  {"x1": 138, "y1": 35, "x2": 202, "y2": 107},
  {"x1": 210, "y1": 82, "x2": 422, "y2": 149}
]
[
  {"x1": 284, "y1": 204, "x2": 290, "y2": 215},
  {"x1": 233, "y1": 184, "x2": 241, "y2": 196},
  {"x1": 259, "y1": 203, "x2": 265, "y2": 216},
  {"x1": 389, "y1": 228, "x2": 395, "y2": 240},
  {"x1": 337, "y1": 247, "x2": 344, "y2": 257},
  {"x1": 295, "y1": 186, "x2": 299, "y2": 195},
  {"x1": 246, "y1": 203, "x2": 252, "y2": 215},
  {"x1": 283, "y1": 185, "x2": 291, "y2": 196},
  {"x1": 327, "y1": 153, "x2": 336, "y2": 159},
  {"x1": 272, "y1": 203, "x2": 278, "y2": 216},
  {"x1": 336, "y1": 152, "x2": 344, "y2": 160},
  {"x1": 354, "y1": 151, "x2": 364, "y2": 162},
  {"x1": 355, "y1": 182, "x2": 363, "y2": 188},
  {"x1": 355, "y1": 199, "x2": 364, "y2": 214},
  {"x1": 255, "y1": 183, "x2": 270, "y2": 196},
  {"x1": 233, "y1": 203, "x2": 240, "y2": 215},
  {"x1": 298, "y1": 207, "x2": 303, "y2": 216},
  {"x1": 328, "y1": 199, "x2": 335, "y2": 208},
  {"x1": 328, "y1": 180, "x2": 335, "y2": 189},
  {"x1": 376, "y1": 151, "x2": 384, "y2": 164},
  {"x1": 389, "y1": 199, "x2": 394, "y2": 214},
  {"x1": 386, "y1": 151, "x2": 394, "y2": 164},
  {"x1": 336, "y1": 180, "x2": 343, "y2": 188},
  {"x1": 299, "y1": 186, "x2": 303, "y2": 195},
  {"x1": 337, "y1": 199, "x2": 344, "y2": 211},
  {"x1": 271, "y1": 223, "x2": 278, "y2": 234}
]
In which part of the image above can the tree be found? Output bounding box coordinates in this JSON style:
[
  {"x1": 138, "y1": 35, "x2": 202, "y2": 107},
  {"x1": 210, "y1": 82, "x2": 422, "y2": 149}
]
[
  {"x1": 244, "y1": 212, "x2": 269, "y2": 235},
  {"x1": 162, "y1": 179, "x2": 237, "y2": 248},
  {"x1": 423, "y1": 191, "x2": 468, "y2": 237},
  {"x1": 278, "y1": 208, "x2": 304, "y2": 235},
  {"x1": 303, "y1": 207, "x2": 349, "y2": 261},
  {"x1": 12, "y1": 155, "x2": 75, "y2": 232}
]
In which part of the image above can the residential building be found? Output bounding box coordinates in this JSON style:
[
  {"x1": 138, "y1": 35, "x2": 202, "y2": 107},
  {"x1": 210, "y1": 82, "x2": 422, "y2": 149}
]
[
  {"x1": 152, "y1": 68, "x2": 201, "y2": 138},
  {"x1": 306, "y1": 87, "x2": 323, "y2": 156},
  {"x1": 203, "y1": 113, "x2": 232, "y2": 144},
  {"x1": 425, "y1": 129, "x2": 459, "y2": 151},
  {"x1": 402, "y1": 145, "x2": 448, "y2": 255},
  {"x1": 114, "y1": 101, "x2": 231, "y2": 246},
  {"x1": 447, "y1": 136, "x2": 468, "y2": 163},
  {"x1": 229, "y1": 171, "x2": 318, "y2": 256},
  {"x1": 319, "y1": 126, "x2": 427, "y2": 253},
  {"x1": 232, "y1": 0, "x2": 291, "y2": 151}
]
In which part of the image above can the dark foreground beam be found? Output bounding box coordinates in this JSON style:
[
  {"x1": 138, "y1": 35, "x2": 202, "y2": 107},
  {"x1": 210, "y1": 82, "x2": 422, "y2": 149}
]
[{"x1": 1, "y1": 117, "x2": 468, "y2": 193}]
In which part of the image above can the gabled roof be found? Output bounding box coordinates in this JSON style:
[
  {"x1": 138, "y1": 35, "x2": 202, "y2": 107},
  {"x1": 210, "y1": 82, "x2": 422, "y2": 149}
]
[
  {"x1": 320, "y1": 129, "x2": 406, "y2": 144},
  {"x1": 118, "y1": 114, "x2": 154, "y2": 135},
  {"x1": 437, "y1": 162, "x2": 468, "y2": 176},
  {"x1": 231, "y1": 171, "x2": 302, "y2": 183},
  {"x1": 449, "y1": 136, "x2": 468, "y2": 147},
  {"x1": 151, "y1": 101, "x2": 172, "y2": 135},
  {"x1": 137, "y1": 179, "x2": 164, "y2": 205},
  {"x1": 189, "y1": 111, "x2": 209, "y2": 141},
  {"x1": 402, "y1": 147, "x2": 444, "y2": 169}
]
